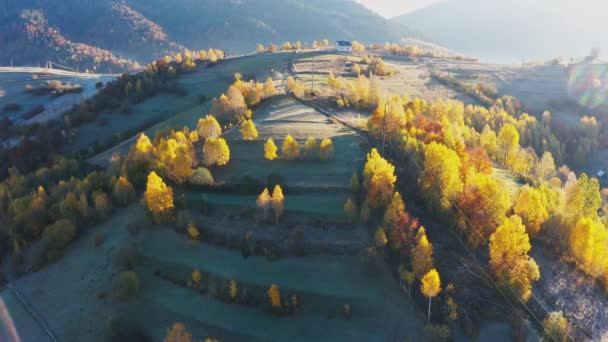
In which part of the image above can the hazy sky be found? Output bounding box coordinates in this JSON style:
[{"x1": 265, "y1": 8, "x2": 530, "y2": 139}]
[{"x1": 355, "y1": 0, "x2": 445, "y2": 18}]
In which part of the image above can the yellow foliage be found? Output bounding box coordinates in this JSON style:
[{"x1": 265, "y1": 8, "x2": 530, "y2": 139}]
[
  {"x1": 144, "y1": 172, "x2": 174, "y2": 222},
  {"x1": 192, "y1": 269, "x2": 202, "y2": 283},
  {"x1": 264, "y1": 138, "x2": 278, "y2": 160},
  {"x1": 363, "y1": 148, "x2": 396, "y2": 208},
  {"x1": 187, "y1": 223, "x2": 200, "y2": 239},
  {"x1": 374, "y1": 227, "x2": 388, "y2": 247},
  {"x1": 421, "y1": 269, "x2": 441, "y2": 298},
  {"x1": 282, "y1": 135, "x2": 300, "y2": 160},
  {"x1": 489, "y1": 215, "x2": 540, "y2": 302},
  {"x1": 384, "y1": 192, "x2": 405, "y2": 228},
  {"x1": 303, "y1": 137, "x2": 318, "y2": 160},
  {"x1": 256, "y1": 188, "x2": 271, "y2": 219},
  {"x1": 164, "y1": 323, "x2": 192, "y2": 342},
  {"x1": 319, "y1": 138, "x2": 334, "y2": 161},
  {"x1": 514, "y1": 186, "x2": 549, "y2": 237},
  {"x1": 229, "y1": 280, "x2": 238, "y2": 301},
  {"x1": 344, "y1": 198, "x2": 357, "y2": 221},
  {"x1": 203, "y1": 138, "x2": 230, "y2": 166},
  {"x1": 268, "y1": 284, "x2": 281, "y2": 308},
  {"x1": 569, "y1": 217, "x2": 608, "y2": 279},
  {"x1": 197, "y1": 115, "x2": 222, "y2": 140},
  {"x1": 411, "y1": 227, "x2": 434, "y2": 278},
  {"x1": 419, "y1": 142, "x2": 463, "y2": 210},
  {"x1": 256, "y1": 44, "x2": 265, "y2": 54},
  {"x1": 271, "y1": 185, "x2": 285, "y2": 224},
  {"x1": 241, "y1": 120, "x2": 259, "y2": 140}
]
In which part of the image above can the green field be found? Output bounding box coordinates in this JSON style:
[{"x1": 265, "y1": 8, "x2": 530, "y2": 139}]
[{"x1": 220, "y1": 96, "x2": 365, "y2": 188}]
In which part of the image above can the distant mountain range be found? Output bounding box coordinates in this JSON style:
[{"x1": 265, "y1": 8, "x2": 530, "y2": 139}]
[
  {"x1": 0, "y1": 0, "x2": 417, "y2": 72},
  {"x1": 393, "y1": 0, "x2": 607, "y2": 63}
]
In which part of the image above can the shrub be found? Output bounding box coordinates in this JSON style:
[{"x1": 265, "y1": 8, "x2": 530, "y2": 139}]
[
  {"x1": 116, "y1": 245, "x2": 139, "y2": 270},
  {"x1": 188, "y1": 167, "x2": 214, "y2": 186},
  {"x1": 115, "y1": 271, "x2": 141, "y2": 300},
  {"x1": 41, "y1": 219, "x2": 76, "y2": 251}
]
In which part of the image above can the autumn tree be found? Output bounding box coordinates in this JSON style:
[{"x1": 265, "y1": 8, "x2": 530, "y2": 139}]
[
  {"x1": 164, "y1": 323, "x2": 192, "y2": 342},
  {"x1": 542, "y1": 311, "x2": 570, "y2": 342},
  {"x1": 264, "y1": 138, "x2": 278, "y2": 160},
  {"x1": 411, "y1": 227, "x2": 433, "y2": 278},
  {"x1": 480, "y1": 125, "x2": 498, "y2": 158},
  {"x1": 303, "y1": 137, "x2": 318, "y2": 160},
  {"x1": 268, "y1": 284, "x2": 281, "y2": 309},
  {"x1": 156, "y1": 137, "x2": 194, "y2": 184},
  {"x1": 384, "y1": 192, "x2": 405, "y2": 228},
  {"x1": 514, "y1": 186, "x2": 549, "y2": 237},
  {"x1": 569, "y1": 217, "x2": 608, "y2": 278},
  {"x1": 241, "y1": 119, "x2": 258, "y2": 140},
  {"x1": 421, "y1": 269, "x2": 441, "y2": 322},
  {"x1": 263, "y1": 77, "x2": 277, "y2": 98},
  {"x1": 374, "y1": 227, "x2": 388, "y2": 247},
  {"x1": 457, "y1": 172, "x2": 510, "y2": 248},
  {"x1": 256, "y1": 44, "x2": 265, "y2": 54},
  {"x1": 197, "y1": 115, "x2": 222, "y2": 140},
  {"x1": 203, "y1": 138, "x2": 230, "y2": 166},
  {"x1": 363, "y1": 148, "x2": 396, "y2": 208},
  {"x1": 282, "y1": 135, "x2": 300, "y2": 160},
  {"x1": 489, "y1": 215, "x2": 540, "y2": 302},
  {"x1": 319, "y1": 138, "x2": 334, "y2": 161},
  {"x1": 344, "y1": 197, "x2": 357, "y2": 222},
  {"x1": 113, "y1": 176, "x2": 135, "y2": 205},
  {"x1": 564, "y1": 173, "x2": 601, "y2": 226},
  {"x1": 144, "y1": 172, "x2": 174, "y2": 222},
  {"x1": 497, "y1": 123, "x2": 520, "y2": 163},
  {"x1": 271, "y1": 185, "x2": 284, "y2": 224},
  {"x1": 256, "y1": 188, "x2": 271, "y2": 219},
  {"x1": 419, "y1": 142, "x2": 463, "y2": 210}
]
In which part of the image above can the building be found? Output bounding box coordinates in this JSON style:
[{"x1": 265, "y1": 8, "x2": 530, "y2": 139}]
[{"x1": 336, "y1": 41, "x2": 353, "y2": 53}]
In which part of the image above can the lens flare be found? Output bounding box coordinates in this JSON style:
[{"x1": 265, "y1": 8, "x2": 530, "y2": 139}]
[
  {"x1": 0, "y1": 297, "x2": 20, "y2": 342},
  {"x1": 568, "y1": 63, "x2": 608, "y2": 109}
]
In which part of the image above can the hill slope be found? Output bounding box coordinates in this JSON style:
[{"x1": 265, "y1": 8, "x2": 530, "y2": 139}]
[
  {"x1": 0, "y1": 0, "x2": 416, "y2": 72},
  {"x1": 393, "y1": 0, "x2": 607, "y2": 62}
]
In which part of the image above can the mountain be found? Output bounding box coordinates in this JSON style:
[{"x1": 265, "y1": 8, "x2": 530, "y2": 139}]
[
  {"x1": 0, "y1": 0, "x2": 417, "y2": 72},
  {"x1": 393, "y1": 0, "x2": 608, "y2": 63}
]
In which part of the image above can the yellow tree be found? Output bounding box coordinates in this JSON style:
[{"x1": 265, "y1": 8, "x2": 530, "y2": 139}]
[
  {"x1": 229, "y1": 280, "x2": 238, "y2": 301},
  {"x1": 256, "y1": 188, "x2": 271, "y2": 219},
  {"x1": 268, "y1": 284, "x2": 281, "y2": 308},
  {"x1": 203, "y1": 138, "x2": 230, "y2": 166},
  {"x1": 271, "y1": 185, "x2": 284, "y2": 224},
  {"x1": 421, "y1": 269, "x2": 441, "y2": 322},
  {"x1": 256, "y1": 44, "x2": 265, "y2": 54},
  {"x1": 113, "y1": 176, "x2": 135, "y2": 205},
  {"x1": 419, "y1": 142, "x2": 463, "y2": 210},
  {"x1": 207, "y1": 49, "x2": 218, "y2": 63},
  {"x1": 129, "y1": 132, "x2": 154, "y2": 160},
  {"x1": 374, "y1": 227, "x2": 388, "y2": 247},
  {"x1": 241, "y1": 120, "x2": 258, "y2": 140},
  {"x1": 144, "y1": 171, "x2": 174, "y2": 222},
  {"x1": 497, "y1": 123, "x2": 520, "y2": 163},
  {"x1": 282, "y1": 135, "x2": 300, "y2": 160},
  {"x1": 363, "y1": 148, "x2": 396, "y2": 208},
  {"x1": 264, "y1": 138, "x2": 278, "y2": 160},
  {"x1": 384, "y1": 192, "x2": 405, "y2": 228},
  {"x1": 319, "y1": 138, "x2": 334, "y2": 161},
  {"x1": 303, "y1": 137, "x2": 318, "y2": 160},
  {"x1": 514, "y1": 186, "x2": 549, "y2": 237},
  {"x1": 164, "y1": 323, "x2": 192, "y2": 342},
  {"x1": 542, "y1": 311, "x2": 570, "y2": 342},
  {"x1": 411, "y1": 227, "x2": 433, "y2": 278},
  {"x1": 344, "y1": 198, "x2": 357, "y2": 222},
  {"x1": 263, "y1": 77, "x2": 277, "y2": 98},
  {"x1": 489, "y1": 215, "x2": 540, "y2": 302},
  {"x1": 197, "y1": 115, "x2": 222, "y2": 140},
  {"x1": 569, "y1": 217, "x2": 608, "y2": 278}
]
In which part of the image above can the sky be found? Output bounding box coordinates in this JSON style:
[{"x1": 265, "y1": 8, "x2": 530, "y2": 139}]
[{"x1": 355, "y1": 0, "x2": 445, "y2": 18}]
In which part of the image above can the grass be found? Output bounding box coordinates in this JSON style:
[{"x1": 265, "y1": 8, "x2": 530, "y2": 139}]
[{"x1": 219, "y1": 96, "x2": 365, "y2": 188}]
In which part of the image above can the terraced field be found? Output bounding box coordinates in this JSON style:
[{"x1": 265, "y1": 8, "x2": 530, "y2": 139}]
[{"x1": 220, "y1": 96, "x2": 366, "y2": 188}]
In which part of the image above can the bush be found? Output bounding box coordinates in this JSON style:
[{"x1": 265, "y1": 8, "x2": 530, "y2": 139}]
[
  {"x1": 116, "y1": 245, "x2": 139, "y2": 270},
  {"x1": 41, "y1": 219, "x2": 77, "y2": 251},
  {"x1": 188, "y1": 167, "x2": 214, "y2": 186},
  {"x1": 114, "y1": 271, "x2": 141, "y2": 300}
]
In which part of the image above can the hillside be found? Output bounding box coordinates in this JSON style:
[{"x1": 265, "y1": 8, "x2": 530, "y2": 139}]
[
  {"x1": 0, "y1": 0, "x2": 416, "y2": 72},
  {"x1": 393, "y1": 0, "x2": 607, "y2": 63}
]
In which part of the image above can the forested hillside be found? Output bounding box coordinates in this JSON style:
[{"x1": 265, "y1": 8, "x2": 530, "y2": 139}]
[{"x1": 0, "y1": 0, "x2": 416, "y2": 72}]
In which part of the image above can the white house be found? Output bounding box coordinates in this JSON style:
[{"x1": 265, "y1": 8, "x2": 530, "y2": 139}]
[{"x1": 336, "y1": 41, "x2": 353, "y2": 53}]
